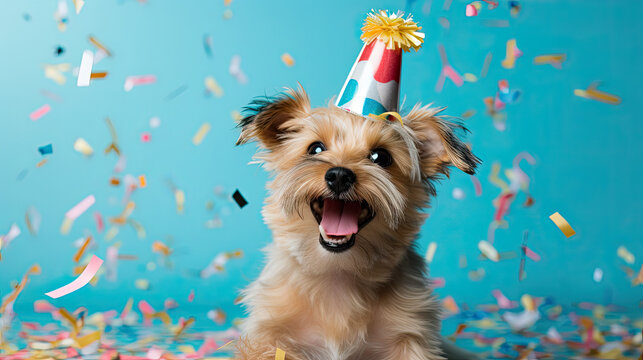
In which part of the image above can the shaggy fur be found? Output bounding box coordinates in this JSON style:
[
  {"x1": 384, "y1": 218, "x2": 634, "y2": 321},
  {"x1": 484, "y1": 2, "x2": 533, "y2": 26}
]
[{"x1": 235, "y1": 87, "x2": 480, "y2": 360}]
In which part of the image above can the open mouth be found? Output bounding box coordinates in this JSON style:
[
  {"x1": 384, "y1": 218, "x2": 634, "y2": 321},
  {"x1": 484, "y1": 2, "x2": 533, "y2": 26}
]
[{"x1": 310, "y1": 197, "x2": 375, "y2": 253}]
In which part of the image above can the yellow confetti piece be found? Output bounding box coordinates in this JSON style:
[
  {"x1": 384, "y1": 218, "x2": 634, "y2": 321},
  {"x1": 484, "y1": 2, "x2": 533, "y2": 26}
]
[
  {"x1": 521, "y1": 294, "x2": 535, "y2": 312},
  {"x1": 175, "y1": 189, "x2": 185, "y2": 214},
  {"x1": 193, "y1": 123, "x2": 211, "y2": 145},
  {"x1": 205, "y1": 76, "x2": 224, "y2": 97},
  {"x1": 135, "y1": 279, "x2": 150, "y2": 290},
  {"x1": 281, "y1": 53, "x2": 295, "y2": 67},
  {"x1": 60, "y1": 216, "x2": 73, "y2": 235},
  {"x1": 75, "y1": 330, "x2": 100, "y2": 349},
  {"x1": 533, "y1": 54, "x2": 566, "y2": 68},
  {"x1": 617, "y1": 245, "x2": 635, "y2": 264},
  {"x1": 152, "y1": 241, "x2": 172, "y2": 256},
  {"x1": 489, "y1": 163, "x2": 509, "y2": 192},
  {"x1": 275, "y1": 348, "x2": 286, "y2": 360},
  {"x1": 44, "y1": 63, "x2": 71, "y2": 85},
  {"x1": 549, "y1": 212, "x2": 576, "y2": 238},
  {"x1": 73, "y1": 138, "x2": 94, "y2": 156},
  {"x1": 478, "y1": 240, "x2": 499, "y2": 262},
  {"x1": 501, "y1": 39, "x2": 519, "y2": 69},
  {"x1": 463, "y1": 73, "x2": 478, "y2": 82},
  {"x1": 574, "y1": 83, "x2": 621, "y2": 105},
  {"x1": 231, "y1": 110, "x2": 243, "y2": 122},
  {"x1": 425, "y1": 242, "x2": 437, "y2": 263}
]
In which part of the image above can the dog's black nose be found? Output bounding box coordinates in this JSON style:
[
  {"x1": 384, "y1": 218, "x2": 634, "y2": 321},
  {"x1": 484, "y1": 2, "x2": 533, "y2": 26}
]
[{"x1": 325, "y1": 167, "x2": 356, "y2": 195}]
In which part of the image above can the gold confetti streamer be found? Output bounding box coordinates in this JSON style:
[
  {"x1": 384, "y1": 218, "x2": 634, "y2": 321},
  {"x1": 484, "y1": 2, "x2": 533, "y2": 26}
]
[{"x1": 549, "y1": 212, "x2": 576, "y2": 238}]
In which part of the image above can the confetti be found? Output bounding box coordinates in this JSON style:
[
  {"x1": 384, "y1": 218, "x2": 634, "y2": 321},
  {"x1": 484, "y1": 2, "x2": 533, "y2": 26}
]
[
  {"x1": 90, "y1": 71, "x2": 108, "y2": 79},
  {"x1": 443, "y1": 296, "x2": 460, "y2": 314},
  {"x1": 135, "y1": 279, "x2": 150, "y2": 290},
  {"x1": 149, "y1": 116, "x2": 161, "y2": 128},
  {"x1": 72, "y1": 0, "x2": 85, "y2": 14},
  {"x1": 66, "y1": 195, "x2": 96, "y2": 220},
  {"x1": 593, "y1": 268, "x2": 603, "y2": 283},
  {"x1": 281, "y1": 53, "x2": 295, "y2": 66},
  {"x1": 616, "y1": 245, "x2": 635, "y2": 264},
  {"x1": 275, "y1": 348, "x2": 286, "y2": 360},
  {"x1": 141, "y1": 131, "x2": 151, "y2": 142},
  {"x1": 73, "y1": 236, "x2": 92, "y2": 263},
  {"x1": 46, "y1": 255, "x2": 102, "y2": 298},
  {"x1": 470, "y1": 175, "x2": 482, "y2": 196},
  {"x1": 175, "y1": 189, "x2": 185, "y2": 214},
  {"x1": 88, "y1": 35, "x2": 112, "y2": 56},
  {"x1": 30, "y1": 104, "x2": 51, "y2": 121},
  {"x1": 0, "y1": 223, "x2": 21, "y2": 250},
  {"x1": 192, "y1": 123, "x2": 211, "y2": 145},
  {"x1": 574, "y1": 82, "x2": 621, "y2": 105},
  {"x1": 533, "y1": 54, "x2": 566, "y2": 69},
  {"x1": 549, "y1": 212, "x2": 576, "y2": 238},
  {"x1": 232, "y1": 189, "x2": 247, "y2": 208},
  {"x1": 425, "y1": 242, "x2": 437, "y2": 263},
  {"x1": 73, "y1": 138, "x2": 94, "y2": 156},
  {"x1": 478, "y1": 240, "x2": 499, "y2": 262},
  {"x1": 203, "y1": 34, "x2": 213, "y2": 57},
  {"x1": 77, "y1": 50, "x2": 93, "y2": 87},
  {"x1": 25, "y1": 207, "x2": 42, "y2": 235},
  {"x1": 435, "y1": 44, "x2": 463, "y2": 92},
  {"x1": 480, "y1": 51, "x2": 492, "y2": 78},
  {"x1": 0, "y1": 264, "x2": 41, "y2": 313},
  {"x1": 164, "y1": 84, "x2": 188, "y2": 101},
  {"x1": 38, "y1": 144, "x2": 53, "y2": 155},
  {"x1": 452, "y1": 187, "x2": 465, "y2": 200},
  {"x1": 229, "y1": 55, "x2": 248, "y2": 84},
  {"x1": 501, "y1": 39, "x2": 522, "y2": 69},
  {"x1": 124, "y1": 75, "x2": 157, "y2": 92},
  {"x1": 139, "y1": 175, "x2": 147, "y2": 188},
  {"x1": 205, "y1": 76, "x2": 223, "y2": 97},
  {"x1": 465, "y1": 3, "x2": 478, "y2": 16}
]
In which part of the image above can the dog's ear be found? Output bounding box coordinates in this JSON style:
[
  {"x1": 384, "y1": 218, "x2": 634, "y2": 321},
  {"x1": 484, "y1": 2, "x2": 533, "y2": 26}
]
[
  {"x1": 236, "y1": 87, "x2": 311, "y2": 149},
  {"x1": 405, "y1": 105, "x2": 480, "y2": 177}
]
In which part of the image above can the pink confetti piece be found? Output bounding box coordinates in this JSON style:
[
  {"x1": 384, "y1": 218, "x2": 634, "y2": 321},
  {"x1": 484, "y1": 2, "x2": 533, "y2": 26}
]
[
  {"x1": 524, "y1": 246, "x2": 541, "y2": 262},
  {"x1": 435, "y1": 44, "x2": 464, "y2": 92},
  {"x1": 141, "y1": 132, "x2": 151, "y2": 142},
  {"x1": 492, "y1": 289, "x2": 518, "y2": 309},
  {"x1": 45, "y1": 255, "x2": 103, "y2": 298},
  {"x1": 430, "y1": 277, "x2": 446, "y2": 288},
  {"x1": 30, "y1": 104, "x2": 51, "y2": 121},
  {"x1": 493, "y1": 192, "x2": 515, "y2": 222},
  {"x1": 188, "y1": 289, "x2": 195, "y2": 302},
  {"x1": 34, "y1": 299, "x2": 58, "y2": 313},
  {"x1": 465, "y1": 3, "x2": 478, "y2": 16},
  {"x1": 470, "y1": 175, "x2": 482, "y2": 196},
  {"x1": 124, "y1": 75, "x2": 156, "y2": 92},
  {"x1": 94, "y1": 211, "x2": 104, "y2": 233},
  {"x1": 66, "y1": 195, "x2": 95, "y2": 220}
]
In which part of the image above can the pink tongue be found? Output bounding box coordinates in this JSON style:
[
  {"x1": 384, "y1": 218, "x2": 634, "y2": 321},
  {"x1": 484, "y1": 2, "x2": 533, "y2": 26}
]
[{"x1": 320, "y1": 199, "x2": 361, "y2": 236}]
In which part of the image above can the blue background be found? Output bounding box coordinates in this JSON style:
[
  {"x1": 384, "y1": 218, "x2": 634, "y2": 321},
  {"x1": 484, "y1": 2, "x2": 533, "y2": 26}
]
[{"x1": 1, "y1": 0, "x2": 641, "y2": 329}]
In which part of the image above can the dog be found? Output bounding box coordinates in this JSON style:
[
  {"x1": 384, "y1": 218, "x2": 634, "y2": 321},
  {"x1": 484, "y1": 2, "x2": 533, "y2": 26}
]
[{"x1": 234, "y1": 87, "x2": 480, "y2": 360}]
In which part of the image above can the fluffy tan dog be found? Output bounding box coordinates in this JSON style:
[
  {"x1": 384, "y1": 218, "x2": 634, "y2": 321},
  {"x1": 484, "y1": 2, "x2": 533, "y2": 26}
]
[{"x1": 235, "y1": 87, "x2": 480, "y2": 360}]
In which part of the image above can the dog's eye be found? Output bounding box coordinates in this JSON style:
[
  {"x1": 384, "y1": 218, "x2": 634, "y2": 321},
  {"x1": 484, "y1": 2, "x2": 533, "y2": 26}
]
[
  {"x1": 307, "y1": 142, "x2": 326, "y2": 155},
  {"x1": 368, "y1": 148, "x2": 392, "y2": 167}
]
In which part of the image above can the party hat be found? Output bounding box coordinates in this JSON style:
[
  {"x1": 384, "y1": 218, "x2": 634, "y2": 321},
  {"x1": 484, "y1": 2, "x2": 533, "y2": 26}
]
[{"x1": 336, "y1": 10, "x2": 424, "y2": 120}]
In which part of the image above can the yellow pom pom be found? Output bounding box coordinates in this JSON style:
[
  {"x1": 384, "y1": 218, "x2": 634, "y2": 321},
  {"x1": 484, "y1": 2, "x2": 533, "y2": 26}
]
[{"x1": 361, "y1": 10, "x2": 425, "y2": 52}]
